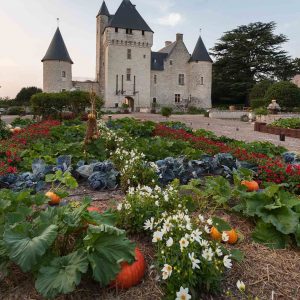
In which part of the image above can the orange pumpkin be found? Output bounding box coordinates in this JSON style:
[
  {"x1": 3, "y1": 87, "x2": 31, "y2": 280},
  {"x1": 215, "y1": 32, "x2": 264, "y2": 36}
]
[
  {"x1": 224, "y1": 229, "x2": 238, "y2": 244},
  {"x1": 45, "y1": 191, "x2": 61, "y2": 205},
  {"x1": 112, "y1": 248, "x2": 146, "y2": 289},
  {"x1": 87, "y1": 206, "x2": 102, "y2": 214},
  {"x1": 210, "y1": 226, "x2": 222, "y2": 241},
  {"x1": 241, "y1": 180, "x2": 259, "y2": 192}
]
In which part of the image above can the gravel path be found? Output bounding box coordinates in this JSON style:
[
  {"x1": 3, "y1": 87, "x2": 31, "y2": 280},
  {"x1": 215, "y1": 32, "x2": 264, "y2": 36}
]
[{"x1": 103, "y1": 113, "x2": 299, "y2": 152}]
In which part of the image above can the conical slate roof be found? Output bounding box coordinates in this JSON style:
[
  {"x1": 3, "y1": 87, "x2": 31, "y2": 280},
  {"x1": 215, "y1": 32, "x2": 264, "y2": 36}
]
[
  {"x1": 42, "y1": 27, "x2": 73, "y2": 64},
  {"x1": 97, "y1": 1, "x2": 110, "y2": 17},
  {"x1": 108, "y1": 0, "x2": 153, "y2": 32},
  {"x1": 189, "y1": 35, "x2": 212, "y2": 63}
]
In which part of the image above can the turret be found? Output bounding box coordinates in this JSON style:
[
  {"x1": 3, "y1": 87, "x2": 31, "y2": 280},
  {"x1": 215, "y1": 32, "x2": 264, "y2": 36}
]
[
  {"x1": 189, "y1": 35, "x2": 212, "y2": 108},
  {"x1": 42, "y1": 27, "x2": 73, "y2": 93},
  {"x1": 96, "y1": 1, "x2": 110, "y2": 90}
]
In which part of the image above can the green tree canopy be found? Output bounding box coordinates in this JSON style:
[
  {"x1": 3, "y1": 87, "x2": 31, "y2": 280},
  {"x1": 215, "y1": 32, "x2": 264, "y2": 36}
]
[
  {"x1": 15, "y1": 87, "x2": 42, "y2": 104},
  {"x1": 264, "y1": 81, "x2": 300, "y2": 109},
  {"x1": 211, "y1": 22, "x2": 298, "y2": 103}
]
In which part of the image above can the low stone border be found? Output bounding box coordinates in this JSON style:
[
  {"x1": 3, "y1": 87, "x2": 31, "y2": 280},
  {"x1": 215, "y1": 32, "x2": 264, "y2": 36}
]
[{"x1": 254, "y1": 122, "x2": 300, "y2": 139}]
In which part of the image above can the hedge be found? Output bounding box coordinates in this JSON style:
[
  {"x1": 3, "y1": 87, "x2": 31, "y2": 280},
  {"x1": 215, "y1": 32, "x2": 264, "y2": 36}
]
[{"x1": 31, "y1": 91, "x2": 104, "y2": 119}]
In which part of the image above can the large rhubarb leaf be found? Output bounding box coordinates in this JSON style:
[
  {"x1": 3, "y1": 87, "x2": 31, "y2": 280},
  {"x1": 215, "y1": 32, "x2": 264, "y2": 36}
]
[
  {"x1": 252, "y1": 221, "x2": 288, "y2": 249},
  {"x1": 3, "y1": 223, "x2": 58, "y2": 272},
  {"x1": 35, "y1": 250, "x2": 88, "y2": 299},
  {"x1": 84, "y1": 224, "x2": 135, "y2": 286}
]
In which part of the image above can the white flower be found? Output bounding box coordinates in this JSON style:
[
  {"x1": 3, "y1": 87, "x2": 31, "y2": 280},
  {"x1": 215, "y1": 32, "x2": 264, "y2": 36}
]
[
  {"x1": 190, "y1": 229, "x2": 202, "y2": 243},
  {"x1": 207, "y1": 218, "x2": 213, "y2": 225},
  {"x1": 124, "y1": 202, "x2": 131, "y2": 210},
  {"x1": 144, "y1": 217, "x2": 154, "y2": 231},
  {"x1": 161, "y1": 264, "x2": 172, "y2": 280},
  {"x1": 116, "y1": 203, "x2": 123, "y2": 211},
  {"x1": 175, "y1": 287, "x2": 191, "y2": 300},
  {"x1": 198, "y1": 214, "x2": 205, "y2": 223},
  {"x1": 179, "y1": 237, "x2": 189, "y2": 251},
  {"x1": 236, "y1": 280, "x2": 246, "y2": 292},
  {"x1": 152, "y1": 231, "x2": 164, "y2": 243},
  {"x1": 223, "y1": 255, "x2": 232, "y2": 269},
  {"x1": 204, "y1": 225, "x2": 211, "y2": 234},
  {"x1": 215, "y1": 246, "x2": 223, "y2": 257},
  {"x1": 188, "y1": 252, "x2": 200, "y2": 269},
  {"x1": 199, "y1": 239, "x2": 209, "y2": 247},
  {"x1": 222, "y1": 232, "x2": 229, "y2": 242},
  {"x1": 202, "y1": 247, "x2": 214, "y2": 261},
  {"x1": 166, "y1": 237, "x2": 173, "y2": 247},
  {"x1": 155, "y1": 200, "x2": 159, "y2": 207}
]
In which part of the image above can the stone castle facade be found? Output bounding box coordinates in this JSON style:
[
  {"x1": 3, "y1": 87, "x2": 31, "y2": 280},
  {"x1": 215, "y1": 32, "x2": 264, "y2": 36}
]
[{"x1": 42, "y1": 0, "x2": 213, "y2": 111}]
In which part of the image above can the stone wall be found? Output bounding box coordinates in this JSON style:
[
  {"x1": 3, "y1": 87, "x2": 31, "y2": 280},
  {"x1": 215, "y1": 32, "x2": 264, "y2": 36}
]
[
  {"x1": 43, "y1": 61, "x2": 72, "y2": 93},
  {"x1": 72, "y1": 81, "x2": 101, "y2": 95}
]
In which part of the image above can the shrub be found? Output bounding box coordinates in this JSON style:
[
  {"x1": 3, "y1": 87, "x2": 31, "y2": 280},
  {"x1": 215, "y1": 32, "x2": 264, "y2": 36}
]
[
  {"x1": 249, "y1": 80, "x2": 273, "y2": 101},
  {"x1": 0, "y1": 119, "x2": 11, "y2": 139},
  {"x1": 250, "y1": 98, "x2": 268, "y2": 109},
  {"x1": 264, "y1": 81, "x2": 300, "y2": 109},
  {"x1": 31, "y1": 91, "x2": 104, "y2": 119},
  {"x1": 270, "y1": 118, "x2": 300, "y2": 129},
  {"x1": 254, "y1": 107, "x2": 268, "y2": 116},
  {"x1": 187, "y1": 106, "x2": 206, "y2": 114},
  {"x1": 15, "y1": 86, "x2": 42, "y2": 104},
  {"x1": 6, "y1": 106, "x2": 26, "y2": 115},
  {"x1": 161, "y1": 106, "x2": 173, "y2": 118}
]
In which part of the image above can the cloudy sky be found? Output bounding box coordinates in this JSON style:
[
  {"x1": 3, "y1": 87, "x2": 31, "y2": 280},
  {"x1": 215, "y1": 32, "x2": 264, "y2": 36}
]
[{"x1": 1, "y1": 0, "x2": 300, "y2": 98}]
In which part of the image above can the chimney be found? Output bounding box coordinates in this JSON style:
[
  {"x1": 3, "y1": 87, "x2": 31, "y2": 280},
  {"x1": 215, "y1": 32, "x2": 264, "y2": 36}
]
[
  {"x1": 176, "y1": 33, "x2": 183, "y2": 41},
  {"x1": 165, "y1": 41, "x2": 172, "y2": 47}
]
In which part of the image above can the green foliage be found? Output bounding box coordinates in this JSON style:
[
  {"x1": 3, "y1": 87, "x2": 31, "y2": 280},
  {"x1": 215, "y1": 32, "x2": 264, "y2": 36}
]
[
  {"x1": 11, "y1": 117, "x2": 34, "y2": 127},
  {"x1": 187, "y1": 106, "x2": 206, "y2": 114},
  {"x1": 0, "y1": 119, "x2": 11, "y2": 139},
  {"x1": 233, "y1": 184, "x2": 300, "y2": 248},
  {"x1": 212, "y1": 22, "x2": 296, "y2": 102},
  {"x1": 15, "y1": 87, "x2": 42, "y2": 104},
  {"x1": 250, "y1": 98, "x2": 269, "y2": 109},
  {"x1": 31, "y1": 91, "x2": 104, "y2": 119},
  {"x1": 0, "y1": 189, "x2": 135, "y2": 299},
  {"x1": 161, "y1": 106, "x2": 173, "y2": 118},
  {"x1": 264, "y1": 81, "x2": 300, "y2": 109},
  {"x1": 270, "y1": 117, "x2": 300, "y2": 129},
  {"x1": 253, "y1": 107, "x2": 268, "y2": 115},
  {"x1": 250, "y1": 80, "x2": 273, "y2": 99},
  {"x1": 6, "y1": 106, "x2": 26, "y2": 115}
]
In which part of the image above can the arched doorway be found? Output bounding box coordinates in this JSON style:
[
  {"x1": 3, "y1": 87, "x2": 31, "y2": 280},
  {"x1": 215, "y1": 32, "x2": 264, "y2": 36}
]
[{"x1": 125, "y1": 96, "x2": 134, "y2": 112}]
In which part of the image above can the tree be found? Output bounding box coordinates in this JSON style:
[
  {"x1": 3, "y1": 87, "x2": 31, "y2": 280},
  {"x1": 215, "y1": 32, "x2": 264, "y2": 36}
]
[
  {"x1": 264, "y1": 81, "x2": 300, "y2": 109},
  {"x1": 211, "y1": 22, "x2": 298, "y2": 103},
  {"x1": 161, "y1": 107, "x2": 172, "y2": 119},
  {"x1": 15, "y1": 87, "x2": 42, "y2": 104},
  {"x1": 249, "y1": 80, "x2": 273, "y2": 108}
]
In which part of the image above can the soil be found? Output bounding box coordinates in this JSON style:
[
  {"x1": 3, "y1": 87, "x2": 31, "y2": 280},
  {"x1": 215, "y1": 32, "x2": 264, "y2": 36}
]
[{"x1": 1, "y1": 187, "x2": 300, "y2": 300}]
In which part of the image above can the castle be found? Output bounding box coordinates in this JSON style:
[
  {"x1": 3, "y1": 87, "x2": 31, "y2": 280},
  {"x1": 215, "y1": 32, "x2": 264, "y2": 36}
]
[{"x1": 42, "y1": 0, "x2": 213, "y2": 111}]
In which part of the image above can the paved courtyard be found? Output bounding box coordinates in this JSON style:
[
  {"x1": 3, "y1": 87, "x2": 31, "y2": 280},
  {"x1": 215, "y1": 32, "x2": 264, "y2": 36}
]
[{"x1": 103, "y1": 113, "x2": 299, "y2": 152}]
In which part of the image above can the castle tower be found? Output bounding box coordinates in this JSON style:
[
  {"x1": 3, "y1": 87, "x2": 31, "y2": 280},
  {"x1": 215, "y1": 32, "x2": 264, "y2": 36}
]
[
  {"x1": 42, "y1": 27, "x2": 73, "y2": 93},
  {"x1": 101, "y1": 0, "x2": 153, "y2": 110},
  {"x1": 96, "y1": 1, "x2": 109, "y2": 94},
  {"x1": 189, "y1": 35, "x2": 212, "y2": 108}
]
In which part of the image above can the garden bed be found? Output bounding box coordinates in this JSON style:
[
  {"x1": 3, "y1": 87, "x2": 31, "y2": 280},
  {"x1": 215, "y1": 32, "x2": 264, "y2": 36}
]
[{"x1": 254, "y1": 122, "x2": 300, "y2": 138}]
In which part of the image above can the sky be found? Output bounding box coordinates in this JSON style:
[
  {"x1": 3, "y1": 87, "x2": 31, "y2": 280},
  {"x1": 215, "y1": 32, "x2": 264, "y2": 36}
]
[{"x1": 1, "y1": 0, "x2": 300, "y2": 98}]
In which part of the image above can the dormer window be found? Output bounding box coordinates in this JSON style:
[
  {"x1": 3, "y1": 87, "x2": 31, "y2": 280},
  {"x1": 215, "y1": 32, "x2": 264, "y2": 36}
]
[
  {"x1": 115, "y1": 27, "x2": 118, "y2": 33},
  {"x1": 126, "y1": 28, "x2": 133, "y2": 35}
]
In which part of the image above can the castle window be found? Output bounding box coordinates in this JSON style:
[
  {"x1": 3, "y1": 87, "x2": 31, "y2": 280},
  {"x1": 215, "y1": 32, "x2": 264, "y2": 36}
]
[
  {"x1": 170, "y1": 60, "x2": 173, "y2": 65},
  {"x1": 115, "y1": 103, "x2": 119, "y2": 108},
  {"x1": 142, "y1": 30, "x2": 145, "y2": 36},
  {"x1": 175, "y1": 94, "x2": 181, "y2": 103},
  {"x1": 200, "y1": 77, "x2": 204, "y2": 85},
  {"x1": 126, "y1": 68, "x2": 131, "y2": 81},
  {"x1": 115, "y1": 27, "x2": 118, "y2": 33},
  {"x1": 61, "y1": 89, "x2": 66, "y2": 92},
  {"x1": 178, "y1": 74, "x2": 185, "y2": 86},
  {"x1": 62, "y1": 71, "x2": 66, "y2": 78},
  {"x1": 153, "y1": 98, "x2": 157, "y2": 103},
  {"x1": 143, "y1": 54, "x2": 146, "y2": 59},
  {"x1": 127, "y1": 49, "x2": 132, "y2": 60},
  {"x1": 154, "y1": 74, "x2": 157, "y2": 84},
  {"x1": 126, "y1": 28, "x2": 133, "y2": 35}
]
